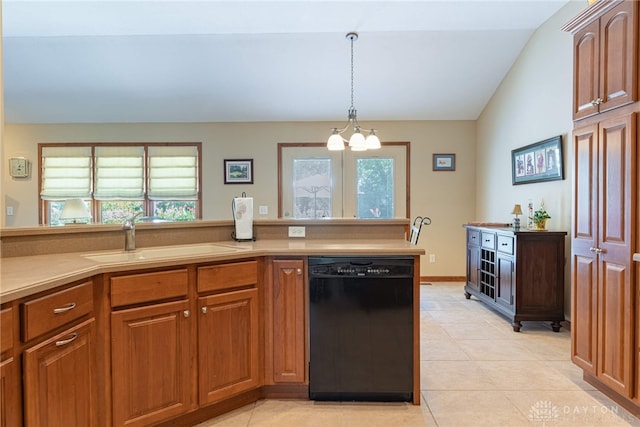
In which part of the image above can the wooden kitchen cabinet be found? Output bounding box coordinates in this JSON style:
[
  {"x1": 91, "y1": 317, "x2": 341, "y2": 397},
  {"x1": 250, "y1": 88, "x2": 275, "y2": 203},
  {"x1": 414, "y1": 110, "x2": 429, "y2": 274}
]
[
  {"x1": 0, "y1": 358, "x2": 20, "y2": 427},
  {"x1": 197, "y1": 288, "x2": 260, "y2": 405},
  {"x1": 265, "y1": 259, "x2": 306, "y2": 386},
  {"x1": 197, "y1": 259, "x2": 261, "y2": 406},
  {"x1": 565, "y1": 1, "x2": 640, "y2": 413},
  {"x1": 111, "y1": 299, "x2": 193, "y2": 427},
  {"x1": 571, "y1": 113, "x2": 637, "y2": 399},
  {"x1": 110, "y1": 268, "x2": 192, "y2": 427},
  {"x1": 464, "y1": 226, "x2": 566, "y2": 332},
  {"x1": 1, "y1": 306, "x2": 21, "y2": 427},
  {"x1": 570, "y1": 0, "x2": 637, "y2": 120},
  {"x1": 23, "y1": 319, "x2": 98, "y2": 427}
]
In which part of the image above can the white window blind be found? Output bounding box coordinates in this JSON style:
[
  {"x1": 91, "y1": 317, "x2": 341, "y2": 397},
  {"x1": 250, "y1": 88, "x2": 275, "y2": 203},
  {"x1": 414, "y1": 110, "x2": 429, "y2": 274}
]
[
  {"x1": 148, "y1": 146, "x2": 198, "y2": 200},
  {"x1": 41, "y1": 146, "x2": 92, "y2": 199},
  {"x1": 94, "y1": 146, "x2": 144, "y2": 200}
]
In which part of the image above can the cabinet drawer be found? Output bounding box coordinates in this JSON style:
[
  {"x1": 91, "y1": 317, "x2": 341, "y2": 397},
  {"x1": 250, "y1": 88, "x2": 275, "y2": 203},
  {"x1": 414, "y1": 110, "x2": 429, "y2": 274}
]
[
  {"x1": 1, "y1": 307, "x2": 13, "y2": 355},
  {"x1": 481, "y1": 232, "x2": 496, "y2": 250},
  {"x1": 198, "y1": 261, "x2": 258, "y2": 293},
  {"x1": 467, "y1": 229, "x2": 481, "y2": 246},
  {"x1": 497, "y1": 235, "x2": 514, "y2": 255},
  {"x1": 111, "y1": 269, "x2": 189, "y2": 308},
  {"x1": 21, "y1": 281, "x2": 94, "y2": 342}
]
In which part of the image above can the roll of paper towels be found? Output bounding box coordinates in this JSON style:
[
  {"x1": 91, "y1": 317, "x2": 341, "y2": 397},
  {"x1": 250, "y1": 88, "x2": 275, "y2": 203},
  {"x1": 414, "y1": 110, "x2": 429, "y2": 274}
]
[{"x1": 233, "y1": 197, "x2": 253, "y2": 240}]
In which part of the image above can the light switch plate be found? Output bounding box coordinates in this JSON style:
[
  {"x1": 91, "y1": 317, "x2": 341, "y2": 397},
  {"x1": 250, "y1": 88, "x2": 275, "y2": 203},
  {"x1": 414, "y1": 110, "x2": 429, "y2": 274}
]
[{"x1": 259, "y1": 205, "x2": 268, "y2": 215}]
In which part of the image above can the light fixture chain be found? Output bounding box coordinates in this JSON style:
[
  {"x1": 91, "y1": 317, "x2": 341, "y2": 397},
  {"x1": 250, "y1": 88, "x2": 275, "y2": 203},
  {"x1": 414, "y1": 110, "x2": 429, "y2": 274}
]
[{"x1": 350, "y1": 34, "x2": 355, "y2": 110}]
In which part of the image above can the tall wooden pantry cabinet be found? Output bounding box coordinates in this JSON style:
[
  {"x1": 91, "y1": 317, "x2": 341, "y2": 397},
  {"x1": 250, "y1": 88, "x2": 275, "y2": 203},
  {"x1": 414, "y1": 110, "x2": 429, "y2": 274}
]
[{"x1": 562, "y1": 0, "x2": 639, "y2": 415}]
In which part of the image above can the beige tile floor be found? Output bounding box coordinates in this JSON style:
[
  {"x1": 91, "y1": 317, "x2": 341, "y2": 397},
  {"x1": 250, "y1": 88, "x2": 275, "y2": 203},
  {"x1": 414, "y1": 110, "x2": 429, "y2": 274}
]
[{"x1": 197, "y1": 282, "x2": 640, "y2": 427}]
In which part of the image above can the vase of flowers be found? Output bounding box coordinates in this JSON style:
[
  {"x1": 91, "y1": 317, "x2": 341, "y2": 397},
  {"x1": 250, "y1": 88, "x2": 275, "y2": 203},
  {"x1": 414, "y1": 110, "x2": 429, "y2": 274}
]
[{"x1": 531, "y1": 208, "x2": 551, "y2": 230}]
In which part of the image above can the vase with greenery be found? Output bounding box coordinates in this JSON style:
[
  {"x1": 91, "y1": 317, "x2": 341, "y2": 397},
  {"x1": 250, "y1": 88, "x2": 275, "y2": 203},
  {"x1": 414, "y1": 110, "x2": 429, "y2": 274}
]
[{"x1": 531, "y1": 208, "x2": 551, "y2": 230}]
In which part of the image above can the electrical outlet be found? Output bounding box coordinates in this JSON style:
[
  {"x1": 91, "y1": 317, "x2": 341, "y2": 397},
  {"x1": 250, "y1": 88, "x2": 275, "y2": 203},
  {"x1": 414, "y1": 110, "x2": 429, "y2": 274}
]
[
  {"x1": 259, "y1": 205, "x2": 268, "y2": 215},
  {"x1": 288, "y1": 226, "x2": 306, "y2": 238},
  {"x1": 6, "y1": 206, "x2": 14, "y2": 216},
  {"x1": 429, "y1": 254, "x2": 436, "y2": 263}
]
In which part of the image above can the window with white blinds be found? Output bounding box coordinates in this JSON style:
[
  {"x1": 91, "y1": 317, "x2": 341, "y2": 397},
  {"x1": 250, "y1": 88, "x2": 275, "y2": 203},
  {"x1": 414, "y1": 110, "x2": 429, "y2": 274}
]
[
  {"x1": 40, "y1": 146, "x2": 92, "y2": 200},
  {"x1": 148, "y1": 146, "x2": 198, "y2": 200},
  {"x1": 39, "y1": 143, "x2": 201, "y2": 224},
  {"x1": 94, "y1": 146, "x2": 145, "y2": 199}
]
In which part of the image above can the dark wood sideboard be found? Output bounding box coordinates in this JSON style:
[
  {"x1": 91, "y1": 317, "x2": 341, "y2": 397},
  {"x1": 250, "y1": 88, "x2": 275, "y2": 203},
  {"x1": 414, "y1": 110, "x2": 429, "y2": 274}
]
[{"x1": 464, "y1": 225, "x2": 567, "y2": 332}]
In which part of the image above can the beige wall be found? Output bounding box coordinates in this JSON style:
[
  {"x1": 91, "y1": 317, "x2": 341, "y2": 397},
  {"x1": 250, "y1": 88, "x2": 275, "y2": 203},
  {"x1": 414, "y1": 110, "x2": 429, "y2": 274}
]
[
  {"x1": 2, "y1": 120, "x2": 477, "y2": 277},
  {"x1": 476, "y1": 0, "x2": 586, "y2": 316},
  {"x1": 1, "y1": 0, "x2": 587, "y2": 294}
]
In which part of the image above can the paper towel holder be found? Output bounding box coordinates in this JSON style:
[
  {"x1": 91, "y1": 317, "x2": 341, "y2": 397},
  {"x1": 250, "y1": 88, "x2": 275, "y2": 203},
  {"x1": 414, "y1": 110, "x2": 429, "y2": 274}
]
[{"x1": 232, "y1": 192, "x2": 257, "y2": 242}]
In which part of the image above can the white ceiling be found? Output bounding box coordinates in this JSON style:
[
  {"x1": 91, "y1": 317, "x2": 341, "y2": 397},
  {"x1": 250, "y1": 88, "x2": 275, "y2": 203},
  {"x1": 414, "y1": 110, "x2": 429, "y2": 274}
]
[{"x1": 2, "y1": 0, "x2": 571, "y2": 124}]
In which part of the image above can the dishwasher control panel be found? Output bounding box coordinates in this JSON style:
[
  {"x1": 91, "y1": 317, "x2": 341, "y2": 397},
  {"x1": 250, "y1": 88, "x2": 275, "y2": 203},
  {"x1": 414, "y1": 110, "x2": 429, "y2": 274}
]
[{"x1": 308, "y1": 257, "x2": 413, "y2": 278}]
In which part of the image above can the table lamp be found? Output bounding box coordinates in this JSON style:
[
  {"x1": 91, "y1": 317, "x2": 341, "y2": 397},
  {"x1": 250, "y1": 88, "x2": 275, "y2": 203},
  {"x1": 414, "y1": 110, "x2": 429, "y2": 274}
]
[
  {"x1": 60, "y1": 199, "x2": 91, "y2": 224},
  {"x1": 511, "y1": 204, "x2": 523, "y2": 230}
]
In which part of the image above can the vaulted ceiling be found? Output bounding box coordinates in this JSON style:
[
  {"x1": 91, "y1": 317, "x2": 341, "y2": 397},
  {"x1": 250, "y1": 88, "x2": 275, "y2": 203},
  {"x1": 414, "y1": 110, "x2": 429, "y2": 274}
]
[{"x1": 3, "y1": 0, "x2": 571, "y2": 124}]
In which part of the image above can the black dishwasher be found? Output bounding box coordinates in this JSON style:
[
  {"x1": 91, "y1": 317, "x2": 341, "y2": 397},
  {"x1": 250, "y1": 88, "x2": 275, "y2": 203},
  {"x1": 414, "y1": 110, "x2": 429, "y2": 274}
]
[{"x1": 308, "y1": 256, "x2": 414, "y2": 402}]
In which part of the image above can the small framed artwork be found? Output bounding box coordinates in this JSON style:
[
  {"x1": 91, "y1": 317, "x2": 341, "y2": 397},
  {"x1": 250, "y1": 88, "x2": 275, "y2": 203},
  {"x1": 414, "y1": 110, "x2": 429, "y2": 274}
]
[
  {"x1": 224, "y1": 159, "x2": 253, "y2": 184},
  {"x1": 511, "y1": 135, "x2": 564, "y2": 185},
  {"x1": 433, "y1": 154, "x2": 456, "y2": 171}
]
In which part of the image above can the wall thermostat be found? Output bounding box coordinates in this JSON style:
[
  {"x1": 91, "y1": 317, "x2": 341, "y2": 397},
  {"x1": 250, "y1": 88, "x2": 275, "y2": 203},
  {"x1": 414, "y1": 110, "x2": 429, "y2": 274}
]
[{"x1": 9, "y1": 157, "x2": 30, "y2": 178}]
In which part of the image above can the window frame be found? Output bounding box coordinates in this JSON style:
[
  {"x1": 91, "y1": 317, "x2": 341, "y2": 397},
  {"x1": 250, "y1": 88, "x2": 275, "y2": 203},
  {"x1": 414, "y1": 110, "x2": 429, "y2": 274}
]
[
  {"x1": 277, "y1": 141, "x2": 411, "y2": 219},
  {"x1": 38, "y1": 142, "x2": 202, "y2": 225}
]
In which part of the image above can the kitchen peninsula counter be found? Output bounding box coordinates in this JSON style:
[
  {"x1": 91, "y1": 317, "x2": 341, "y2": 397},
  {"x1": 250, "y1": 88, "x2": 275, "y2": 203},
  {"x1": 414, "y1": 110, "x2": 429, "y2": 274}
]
[{"x1": 0, "y1": 239, "x2": 423, "y2": 302}]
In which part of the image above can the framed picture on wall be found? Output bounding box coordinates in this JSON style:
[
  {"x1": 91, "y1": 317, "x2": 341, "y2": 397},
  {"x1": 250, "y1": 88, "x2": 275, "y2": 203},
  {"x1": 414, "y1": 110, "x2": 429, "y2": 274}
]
[
  {"x1": 511, "y1": 135, "x2": 564, "y2": 185},
  {"x1": 224, "y1": 159, "x2": 253, "y2": 184},
  {"x1": 433, "y1": 154, "x2": 456, "y2": 171}
]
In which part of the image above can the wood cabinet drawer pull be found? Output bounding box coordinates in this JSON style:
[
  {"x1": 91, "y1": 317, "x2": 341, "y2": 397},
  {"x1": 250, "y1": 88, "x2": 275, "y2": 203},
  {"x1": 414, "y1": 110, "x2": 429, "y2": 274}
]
[
  {"x1": 183, "y1": 310, "x2": 190, "y2": 318},
  {"x1": 201, "y1": 307, "x2": 208, "y2": 314},
  {"x1": 53, "y1": 302, "x2": 76, "y2": 314},
  {"x1": 55, "y1": 332, "x2": 78, "y2": 347}
]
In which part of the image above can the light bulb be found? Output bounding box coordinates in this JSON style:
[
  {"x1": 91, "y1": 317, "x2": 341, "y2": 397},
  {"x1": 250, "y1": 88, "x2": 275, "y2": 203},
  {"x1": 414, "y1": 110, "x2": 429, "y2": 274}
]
[
  {"x1": 365, "y1": 131, "x2": 381, "y2": 149},
  {"x1": 327, "y1": 131, "x2": 345, "y2": 151},
  {"x1": 349, "y1": 130, "x2": 366, "y2": 150}
]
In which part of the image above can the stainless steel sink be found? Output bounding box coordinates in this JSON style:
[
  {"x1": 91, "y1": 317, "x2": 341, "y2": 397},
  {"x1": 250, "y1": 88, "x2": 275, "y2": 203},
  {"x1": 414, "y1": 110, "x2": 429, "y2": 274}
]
[{"x1": 83, "y1": 243, "x2": 245, "y2": 263}]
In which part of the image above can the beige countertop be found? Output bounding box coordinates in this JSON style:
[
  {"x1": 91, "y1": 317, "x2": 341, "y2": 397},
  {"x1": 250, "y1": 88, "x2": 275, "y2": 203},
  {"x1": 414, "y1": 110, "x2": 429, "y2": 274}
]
[{"x1": 0, "y1": 239, "x2": 424, "y2": 303}]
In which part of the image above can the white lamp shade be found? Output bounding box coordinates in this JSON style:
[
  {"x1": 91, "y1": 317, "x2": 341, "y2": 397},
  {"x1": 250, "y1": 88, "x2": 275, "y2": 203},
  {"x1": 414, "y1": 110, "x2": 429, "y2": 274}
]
[
  {"x1": 327, "y1": 133, "x2": 345, "y2": 151},
  {"x1": 365, "y1": 132, "x2": 381, "y2": 149},
  {"x1": 349, "y1": 131, "x2": 366, "y2": 150},
  {"x1": 60, "y1": 199, "x2": 91, "y2": 223}
]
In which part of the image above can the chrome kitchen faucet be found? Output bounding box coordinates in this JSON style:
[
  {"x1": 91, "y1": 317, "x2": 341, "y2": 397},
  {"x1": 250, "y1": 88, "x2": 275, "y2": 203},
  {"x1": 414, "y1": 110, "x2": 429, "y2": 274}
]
[{"x1": 122, "y1": 213, "x2": 142, "y2": 251}]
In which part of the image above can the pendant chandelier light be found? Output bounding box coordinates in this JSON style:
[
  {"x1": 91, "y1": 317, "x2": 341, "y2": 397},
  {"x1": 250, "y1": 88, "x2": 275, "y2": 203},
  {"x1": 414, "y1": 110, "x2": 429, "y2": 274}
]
[{"x1": 327, "y1": 32, "x2": 381, "y2": 151}]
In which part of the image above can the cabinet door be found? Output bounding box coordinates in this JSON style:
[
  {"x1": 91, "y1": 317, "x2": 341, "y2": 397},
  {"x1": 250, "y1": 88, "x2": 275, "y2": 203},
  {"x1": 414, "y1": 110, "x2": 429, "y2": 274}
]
[
  {"x1": 598, "y1": 1, "x2": 637, "y2": 114},
  {"x1": 198, "y1": 288, "x2": 260, "y2": 405},
  {"x1": 111, "y1": 300, "x2": 192, "y2": 427},
  {"x1": 572, "y1": 1, "x2": 637, "y2": 119},
  {"x1": 466, "y1": 245, "x2": 480, "y2": 292},
  {"x1": 23, "y1": 319, "x2": 97, "y2": 427},
  {"x1": 270, "y1": 260, "x2": 306, "y2": 383},
  {"x1": 595, "y1": 114, "x2": 635, "y2": 397},
  {"x1": 1, "y1": 358, "x2": 21, "y2": 427},
  {"x1": 571, "y1": 124, "x2": 599, "y2": 373},
  {"x1": 574, "y1": 19, "x2": 600, "y2": 119},
  {"x1": 496, "y1": 255, "x2": 514, "y2": 311}
]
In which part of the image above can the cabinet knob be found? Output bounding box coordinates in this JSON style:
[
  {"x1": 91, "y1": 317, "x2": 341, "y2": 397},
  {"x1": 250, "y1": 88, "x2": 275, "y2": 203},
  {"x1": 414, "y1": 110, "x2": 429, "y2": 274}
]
[
  {"x1": 53, "y1": 302, "x2": 76, "y2": 314},
  {"x1": 296, "y1": 268, "x2": 303, "y2": 276},
  {"x1": 591, "y1": 97, "x2": 603, "y2": 106},
  {"x1": 201, "y1": 307, "x2": 208, "y2": 314},
  {"x1": 55, "y1": 332, "x2": 78, "y2": 347},
  {"x1": 183, "y1": 310, "x2": 190, "y2": 318}
]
